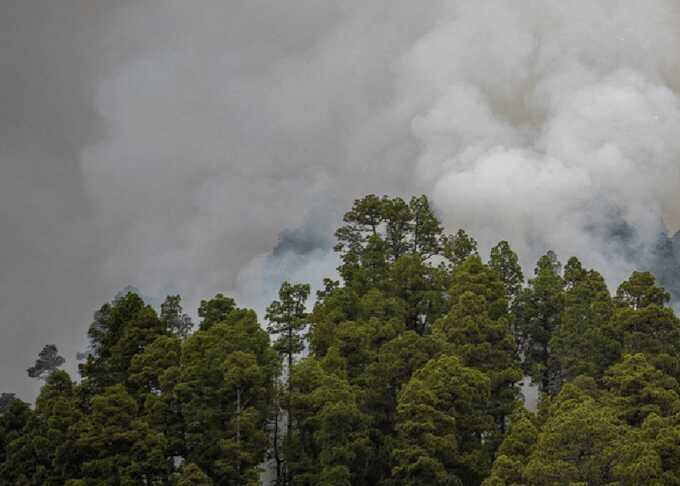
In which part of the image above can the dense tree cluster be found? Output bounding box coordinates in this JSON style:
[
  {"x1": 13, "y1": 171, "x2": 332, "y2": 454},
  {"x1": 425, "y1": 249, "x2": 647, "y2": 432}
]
[{"x1": 2, "y1": 194, "x2": 680, "y2": 485}]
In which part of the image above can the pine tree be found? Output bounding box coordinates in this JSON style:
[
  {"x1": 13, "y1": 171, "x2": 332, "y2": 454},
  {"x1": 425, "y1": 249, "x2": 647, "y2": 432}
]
[
  {"x1": 178, "y1": 306, "x2": 277, "y2": 483},
  {"x1": 266, "y1": 281, "x2": 310, "y2": 485},
  {"x1": 388, "y1": 254, "x2": 449, "y2": 334},
  {"x1": 128, "y1": 335, "x2": 185, "y2": 459},
  {"x1": 160, "y1": 295, "x2": 193, "y2": 338},
  {"x1": 4, "y1": 376, "x2": 86, "y2": 485},
  {"x1": 70, "y1": 384, "x2": 172, "y2": 484},
  {"x1": 79, "y1": 292, "x2": 167, "y2": 394},
  {"x1": 512, "y1": 251, "x2": 565, "y2": 396},
  {"x1": 615, "y1": 271, "x2": 670, "y2": 309},
  {"x1": 524, "y1": 384, "x2": 625, "y2": 485},
  {"x1": 9, "y1": 193, "x2": 680, "y2": 485},
  {"x1": 285, "y1": 358, "x2": 370, "y2": 485},
  {"x1": 27, "y1": 345, "x2": 65, "y2": 380},
  {"x1": 604, "y1": 353, "x2": 680, "y2": 426},
  {"x1": 483, "y1": 404, "x2": 538, "y2": 486},
  {"x1": 0, "y1": 394, "x2": 17, "y2": 413},
  {"x1": 197, "y1": 293, "x2": 236, "y2": 331},
  {"x1": 0, "y1": 398, "x2": 34, "y2": 485},
  {"x1": 606, "y1": 272, "x2": 680, "y2": 378},
  {"x1": 434, "y1": 256, "x2": 521, "y2": 437},
  {"x1": 441, "y1": 229, "x2": 479, "y2": 268},
  {"x1": 550, "y1": 257, "x2": 615, "y2": 381},
  {"x1": 176, "y1": 463, "x2": 213, "y2": 485},
  {"x1": 363, "y1": 331, "x2": 446, "y2": 483},
  {"x1": 392, "y1": 355, "x2": 493, "y2": 486},
  {"x1": 488, "y1": 241, "x2": 524, "y2": 302}
]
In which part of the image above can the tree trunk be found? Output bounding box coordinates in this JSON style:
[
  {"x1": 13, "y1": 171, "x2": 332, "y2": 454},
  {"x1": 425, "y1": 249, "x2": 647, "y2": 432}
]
[
  {"x1": 287, "y1": 326, "x2": 293, "y2": 485},
  {"x1": 273, "y1": 403, "x2": 283, "y2": 485}
]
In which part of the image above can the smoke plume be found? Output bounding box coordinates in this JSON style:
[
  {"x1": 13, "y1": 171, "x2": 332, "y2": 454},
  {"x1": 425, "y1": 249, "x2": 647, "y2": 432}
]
[{"x1": 3, "y1": 0, "x2": 680, "y2": 399}]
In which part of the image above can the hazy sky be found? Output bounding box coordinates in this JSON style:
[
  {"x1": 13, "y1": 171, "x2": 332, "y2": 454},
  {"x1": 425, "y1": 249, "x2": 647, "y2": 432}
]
[{"x1": 3, "y1": 0, "x2": 680, "y2": 400}]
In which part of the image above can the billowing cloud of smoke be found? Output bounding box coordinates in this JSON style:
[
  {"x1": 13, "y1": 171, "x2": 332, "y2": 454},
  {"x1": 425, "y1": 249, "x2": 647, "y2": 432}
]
[
  {"x1": 3, "y1": 0, "x2": 680, "y2": 399},
  {"x1": 77, "y1": 0, "x2": 443, "y2": 315},
  {"x1": 402, "y1": 0, "x2": 680, "y2": 281}
]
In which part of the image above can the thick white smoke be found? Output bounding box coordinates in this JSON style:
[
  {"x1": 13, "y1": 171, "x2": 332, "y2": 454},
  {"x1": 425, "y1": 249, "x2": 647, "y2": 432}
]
[
  {"x1": 260, "y1": 0, "x2": 680, "y2": 293},
  {"x1": 397, "y1": 0, "x2": 680, "y2": 281},
  {"x1": 5, "y1": 0, "x2": 680, "y2": 400},
  {"x1": 80, "y1": 0, "x2": 680, "y2": 312}
]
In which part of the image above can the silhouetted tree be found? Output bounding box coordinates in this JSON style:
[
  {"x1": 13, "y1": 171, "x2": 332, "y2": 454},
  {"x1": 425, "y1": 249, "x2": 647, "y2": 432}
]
[{"x1": 27, "y1": 344, "x2": 65, "y2": 380}]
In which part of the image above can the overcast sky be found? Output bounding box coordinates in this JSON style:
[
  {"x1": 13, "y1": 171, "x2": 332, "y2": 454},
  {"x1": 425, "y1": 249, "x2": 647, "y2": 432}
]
[{"x1": 3, "y1": 0, "x2": 680, "y2": 400}]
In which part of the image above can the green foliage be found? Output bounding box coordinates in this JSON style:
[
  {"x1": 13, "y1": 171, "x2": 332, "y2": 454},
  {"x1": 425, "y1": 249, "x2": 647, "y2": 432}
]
[
  {"x1": 620, "y1": 413, "x2": 680, "y2": 485},
  {"x1": 0, "y1": 394, "x2": 17, "y2": 413},
  {"x1": 71, "y1": 384, "x2": 172, "y2": 485},
  {"x1": 409, "y1": 194, "x2": 445, "y2": 258},
  {"x1": 197, "y1": 293, "x2": 236, "y2": 331},
  {"x1": 365, "y1": 331, "x2": 446, "y2": 419},
  {"x1": 309, "y1": 281, "x2": 360, "y2": 357},
  {"x1": 392, "y1": 355, "x2": 493, "y2": 485},
  {"x1": 286, "y1": 358, "x2": 370, "y2": 485},
  {"x1": 266, "y1": 281, "x2": 311, "y2": 361},
  {"x1": 266, "y1": 281, "x2": 311, "y2": 484},
  {"x1": 178, "y1": 309, "x2": 277, "y2": 484},
  {"x1": 0, "y1": 372, "x2": 82, "y2": 485},
  {"x1": 604, "y1": 353, "x2": 680, "y2": 426},
  {"x1": 160, "y1": 295, "x2": 193, "y2": 338},
  {"x1": 446, "y1": 255, "x2": 508, "y2": 319},
  {"x1": 9, "y1": 194, "x2": 680, "y2": 485},
  {"x1": 523, "y1": 384, "x2": 625, "y2": 485},
  {"x1": 0, "y1": 399, "x2": 33, "y2": 485},
  {"x1": 176, "y1": 463, "x2": 213, "y2": 485},
  {"x1": 605, "y1": 272, "x2": 680, "y2": 378},
  {"x1": 441, "y1": 229, "x2": 479, "y2": 267},
  {"x1": 550, "y1": 258, "x2": 616, "y2": 381},
  {"x1": 128, "y1": 335, "x2": 182, "y2": 397},
  {"x1": 488, "y1": 241, "x2": 524, "y2": 302},
  {"x1": 493, "y1": 378, "x2": 680, "y2": 485},
  {"x1": 27, "y1": 344, "x2": 65, "y2": 380},
  {"x1": 362, "y1": 331, "x2": 446, "y2": 482},
  {"x1": 79, "y1": 292, "x2": 167, "y2": 394},
  {"x1": 483, "y1": 404, "x2": 538, "y2": 486},
  {"x1": 512, "y1": 251, "x2": 565, "y2": 395},
  {"x1": 32, "y1": 371, "x2": 82, "y2": 485},
  {"x1": 433, "y1": 256, "x2": 521, "y2": 438},
  {"x1": 334, "y1": 194, "x2": 458, "y2": 291},
  {"x1": 615, "y1": 271, "x2": 671, "y2": 309},
  {"x1": 389, "y1": 254, "x2": 449, "y2": 334},
  {"x1": 129, "y1": 335, "x2": 185, "y2": 458},
  {"x1": 335, "y1": 194, "x2": 445, "y2": 265}
]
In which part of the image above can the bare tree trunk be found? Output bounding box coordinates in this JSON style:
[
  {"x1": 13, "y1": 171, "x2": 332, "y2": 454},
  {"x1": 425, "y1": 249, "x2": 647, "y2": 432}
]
[{"x1": 286, "y1": 327, "x2": 293, "y2": 486}]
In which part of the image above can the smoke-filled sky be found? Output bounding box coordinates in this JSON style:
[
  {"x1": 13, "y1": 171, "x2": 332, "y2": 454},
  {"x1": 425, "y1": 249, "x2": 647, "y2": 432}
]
[{"x1": 3, "y1": 0, "x2": 680, "y2": 399}]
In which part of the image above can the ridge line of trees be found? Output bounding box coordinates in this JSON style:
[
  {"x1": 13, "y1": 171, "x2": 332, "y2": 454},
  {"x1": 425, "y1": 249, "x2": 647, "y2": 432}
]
[{"x1": 2, "y1": 194, "x2": 680, "y2": 485}]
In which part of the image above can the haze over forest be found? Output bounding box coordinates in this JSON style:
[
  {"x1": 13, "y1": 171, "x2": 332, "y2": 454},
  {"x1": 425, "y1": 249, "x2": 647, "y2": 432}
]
[
  {"x1": 4, "y1": 2, "x2": 680, "y2": 484},
  {"x1": 3, "y1": 0, "x2": 680, "y2": 447},
  {"x1": 3, "y1": 194, "x2": 680, "y2": 484}
]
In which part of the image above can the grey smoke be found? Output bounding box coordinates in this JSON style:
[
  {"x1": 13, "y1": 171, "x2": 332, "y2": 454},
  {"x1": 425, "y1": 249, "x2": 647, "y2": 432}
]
[
  {"x1": 2, "y1": 0, "x2": 680, "y2": 400},
  {"x1": 235, "y1": 204, "x2": 341, "y2": 318}
]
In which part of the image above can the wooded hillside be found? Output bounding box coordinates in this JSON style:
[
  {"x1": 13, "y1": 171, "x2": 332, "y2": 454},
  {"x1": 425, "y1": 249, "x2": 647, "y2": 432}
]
[{"x1": 2, "y1": 194, "x2": 680, "y2": 485}]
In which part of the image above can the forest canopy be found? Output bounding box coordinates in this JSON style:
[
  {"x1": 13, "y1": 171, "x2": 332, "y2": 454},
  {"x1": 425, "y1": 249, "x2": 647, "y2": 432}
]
[{"x1": 2, "y1": 194, "x2": 680, "y2": 485}]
